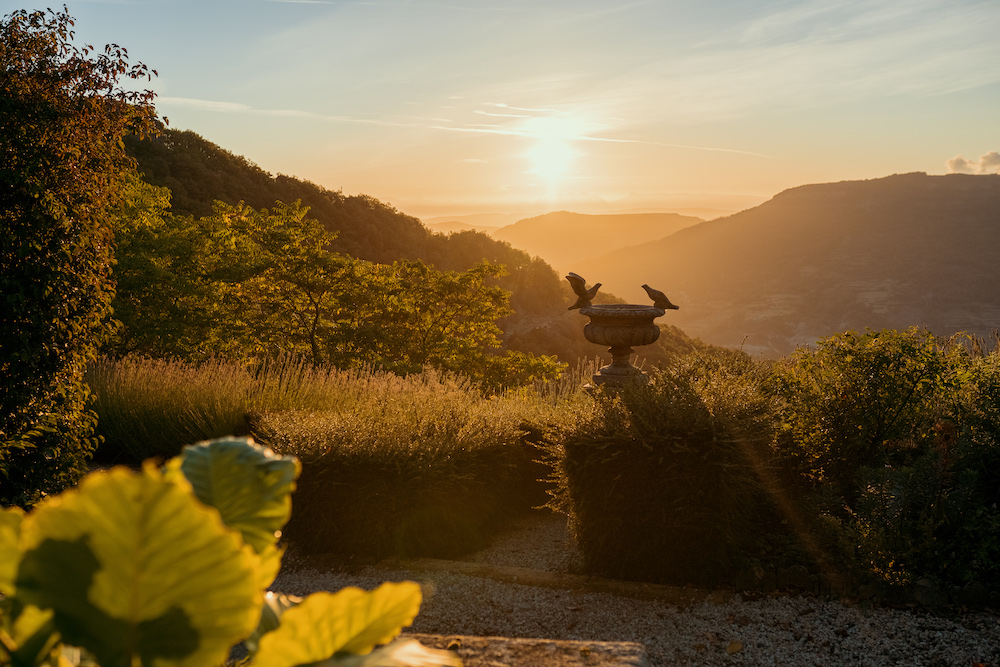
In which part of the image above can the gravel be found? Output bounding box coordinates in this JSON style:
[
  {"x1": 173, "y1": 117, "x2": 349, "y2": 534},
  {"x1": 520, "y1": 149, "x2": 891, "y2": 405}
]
[{"x1": 273, "y1": 512, "x2": 1000, "y2": 667}]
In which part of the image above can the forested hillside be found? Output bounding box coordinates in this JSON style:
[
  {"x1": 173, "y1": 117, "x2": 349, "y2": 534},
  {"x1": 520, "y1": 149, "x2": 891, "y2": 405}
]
[{"x1": 125, "y1": 129, "x2": 703, "y2": 368}]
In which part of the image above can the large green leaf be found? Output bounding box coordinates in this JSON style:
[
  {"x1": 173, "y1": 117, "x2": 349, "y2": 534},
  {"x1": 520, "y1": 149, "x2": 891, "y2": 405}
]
[
  {"x1": 253, "y1": 582, "x2": 423, "y2": 667},
  {"x1": 170, "y1": 437, "x2": 300, "y2": 555},
  {"x1": 0, "y1": 506, "x2": 24, "y2": 595},
  {"x1": 15, "y1": 463, "x2": 261, "y2": 667}
]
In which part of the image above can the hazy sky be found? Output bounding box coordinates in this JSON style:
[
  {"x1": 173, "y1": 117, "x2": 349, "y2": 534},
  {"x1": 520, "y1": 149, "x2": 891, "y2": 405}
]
[{"x1": 45, "y1": 0, "x2": 1000, "y2": 219}]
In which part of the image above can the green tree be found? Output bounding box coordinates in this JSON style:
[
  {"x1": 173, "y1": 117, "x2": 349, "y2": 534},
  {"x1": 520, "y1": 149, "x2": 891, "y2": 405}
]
[
  {"x1": 210, "y1": 199, "x2": 353, "y2": 362},
  {"x1": 107, "y1": 172, "x2": 214, "y2": 357},
  {"x1": 381, "y1": 260, "x2": 511, "y2": 372},
  {"x1": 1, "y1": 7, "x2": 160, "y2": 506}
]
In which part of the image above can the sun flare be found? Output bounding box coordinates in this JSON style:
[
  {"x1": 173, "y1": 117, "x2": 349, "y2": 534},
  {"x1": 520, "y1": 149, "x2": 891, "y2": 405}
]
[
  {"x1": 525, "y1": 138, "x2": 576, "y2": 181},
  {"x1": 520, "y1": 116, "x2": 584, "y2": 192}
]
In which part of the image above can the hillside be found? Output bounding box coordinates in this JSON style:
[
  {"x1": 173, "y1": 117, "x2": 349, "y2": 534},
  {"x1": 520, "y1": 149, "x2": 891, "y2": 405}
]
[
  {"x1": 577, "y1": 173, "x2": 1000, "y2": 357},
  {"x1": 493, "y1": 211, "x2": 702, "y2": 273},
  {"x1": 125, "y1": 129, "x2": 429, "y2": 264}
]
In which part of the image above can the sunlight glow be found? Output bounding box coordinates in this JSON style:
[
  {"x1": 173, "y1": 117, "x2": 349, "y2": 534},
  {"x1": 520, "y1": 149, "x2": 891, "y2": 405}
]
[
  {"x1": 525, "y1": 138, "x2": 576, "y2": 181},
  {"x1": 520, "y1": 116, "x2": 585, "y2": 193}
]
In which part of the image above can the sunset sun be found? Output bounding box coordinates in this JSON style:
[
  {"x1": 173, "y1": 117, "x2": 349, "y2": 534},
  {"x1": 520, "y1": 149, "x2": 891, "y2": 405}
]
[
  {"x1": 525, "y1": 138, "x2": 576, "y2": 181},
  {"x1": 521, "y1": 116, "x2": 584, "y2": 192}
]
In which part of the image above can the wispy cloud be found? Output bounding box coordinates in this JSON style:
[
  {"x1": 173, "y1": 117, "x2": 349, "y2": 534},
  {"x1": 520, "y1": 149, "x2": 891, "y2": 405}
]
[
  {"x1": 474, "y1": 109, "x2": 531, "y2": 119},
  {"x1": 157, "y1": 95, "x2": 770, "y2": 156},
  {"x1": 159, "y1": 97, "x2": 252, "y2": 113}
]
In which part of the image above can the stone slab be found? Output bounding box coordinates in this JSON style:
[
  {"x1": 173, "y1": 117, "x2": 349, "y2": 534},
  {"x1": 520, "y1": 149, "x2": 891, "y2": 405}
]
[{"x1": 405, "y1": 633, "x2": 649, "y2": 667}]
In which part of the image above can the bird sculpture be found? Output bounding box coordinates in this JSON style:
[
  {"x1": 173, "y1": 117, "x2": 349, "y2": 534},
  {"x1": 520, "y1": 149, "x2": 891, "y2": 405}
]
[
  {"x1": 641, "y1": 284, "x2": 679, "y2": 310},
  {"x1": 566, "y1": 272, "x2": 601, "y2": 310}
]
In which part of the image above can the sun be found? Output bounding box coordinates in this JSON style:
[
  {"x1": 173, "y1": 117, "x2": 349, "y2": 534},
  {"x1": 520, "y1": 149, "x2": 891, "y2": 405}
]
[
  {"x1": 520, "y1": 116, "x2": 583, "y2": 193},
  {"x1": 525, "y1": 138, "x2": 575, "y2": 182}
]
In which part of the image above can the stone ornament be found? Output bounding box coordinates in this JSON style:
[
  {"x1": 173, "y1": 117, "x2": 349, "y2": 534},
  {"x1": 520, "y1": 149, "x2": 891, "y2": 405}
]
[{"x1": 566, "y1": 273, "x2": 679, "y2": 386}]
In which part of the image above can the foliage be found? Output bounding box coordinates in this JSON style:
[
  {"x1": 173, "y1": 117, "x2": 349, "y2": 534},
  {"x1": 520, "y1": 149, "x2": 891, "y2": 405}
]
[
  {"x1": 771, "y1": 328, "x2": 1000, "y2": 597},
  {"x1": 125, "y1": 129, "x2": 430, "y2": 264},
  {"x1": 0, "y1": 437, "x2": 459, "y2": 667},
  {"x1": 0, "y1": 7, "x2": 159, "y2": 507},
  {"x1": 545, "y1": 347, "x2": 785, "y2": 586},
  {"x1": 106, "y1": 173, "x2": 224, "y2": 358},
  {"x1": 87, "y1": 355, "x2": 520, "y2": 464},
  {"x1": 123, "y1": 128, "x2": 631, "y2": 368},
  {"x1": 769, "y1": 327, "x2": 964, "y2": 491}
]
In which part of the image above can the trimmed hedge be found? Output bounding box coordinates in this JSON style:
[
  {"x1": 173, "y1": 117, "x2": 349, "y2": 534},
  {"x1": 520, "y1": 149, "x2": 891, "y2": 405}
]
[
  {"x1": 256, "y1": 408, "x2": 551, "y2": 560},
  {"x1": 546, "y1": 349, "x2": 792, "y2": 587}
]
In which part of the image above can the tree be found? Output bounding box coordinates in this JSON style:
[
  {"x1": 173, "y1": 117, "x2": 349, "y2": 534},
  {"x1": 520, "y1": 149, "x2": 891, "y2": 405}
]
[{"x1": 0, "y1": 7, "x2": 159, "y2": 505}]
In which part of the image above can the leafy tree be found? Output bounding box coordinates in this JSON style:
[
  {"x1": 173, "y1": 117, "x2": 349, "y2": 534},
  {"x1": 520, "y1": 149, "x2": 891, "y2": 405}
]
[
  {"x1": 383, "y1": 260, "x2": 511, "y2": 372},
  {"x1": 106, "y1": 172, "x2": 211, "y2": 356},
  {"x1": 0, "y1": 7, "x2": 159, "y2": 506}
]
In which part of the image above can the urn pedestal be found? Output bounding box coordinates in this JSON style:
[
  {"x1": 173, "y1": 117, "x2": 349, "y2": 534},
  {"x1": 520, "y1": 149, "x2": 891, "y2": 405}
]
[{"x1": 580, "y1": 304, "x2": 666, "y2": 386}]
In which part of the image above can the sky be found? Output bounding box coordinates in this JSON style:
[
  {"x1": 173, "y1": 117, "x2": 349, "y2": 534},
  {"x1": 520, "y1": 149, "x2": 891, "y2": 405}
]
[{"x1": 32, "y1": 0, "x2": 1000, "y2": 220}]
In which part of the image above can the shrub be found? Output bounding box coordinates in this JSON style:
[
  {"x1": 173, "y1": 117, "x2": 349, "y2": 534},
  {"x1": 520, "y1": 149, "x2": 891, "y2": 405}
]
[
  {"x1": 772, "y1": 328, "x2": 1000, "y2": 600},
  {"x1": 545, "y1": 348, "x2": 786, "y2": 587},
  {"x1": 87, "y1": 356, "x2": 255, "y2": 463},
  {"x1": 258, "y1": 386, "x2": 560, "y2": 559},
  {"x1": 87, "y1": 355, "x2": 466, "y2": 464},
  {"x1": 87, "y1": 355, "x2": 581, "y2": 559},
  {"x1": 769, "y1": 327, "x2": 961, "y2": 492}
]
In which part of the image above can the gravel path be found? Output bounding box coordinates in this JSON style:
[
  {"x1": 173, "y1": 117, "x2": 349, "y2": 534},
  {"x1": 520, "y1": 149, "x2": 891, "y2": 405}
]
[{"x1": 274, "y1": 511, "x2": 1000, "y2": 666}]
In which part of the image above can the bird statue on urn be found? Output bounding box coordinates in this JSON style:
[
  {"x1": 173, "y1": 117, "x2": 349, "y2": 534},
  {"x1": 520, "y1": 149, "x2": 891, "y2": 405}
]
[
  {"x1": 566, "y1": 272, "x2": 601, "y2": 310},
  {"x1": 642, "y1": 284, "x2": 679, "y2": 310}
]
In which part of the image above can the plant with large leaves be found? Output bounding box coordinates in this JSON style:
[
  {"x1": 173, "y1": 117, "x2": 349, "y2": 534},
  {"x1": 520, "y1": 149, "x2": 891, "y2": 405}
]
[{"x1": 0, "y1": 437, "x2": 459, "y2": 667}]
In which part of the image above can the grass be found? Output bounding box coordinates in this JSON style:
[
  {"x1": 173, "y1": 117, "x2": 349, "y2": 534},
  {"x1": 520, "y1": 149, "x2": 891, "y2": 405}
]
[{"x1": 87, "y1": 354, "x2": 590, "y2": 558}]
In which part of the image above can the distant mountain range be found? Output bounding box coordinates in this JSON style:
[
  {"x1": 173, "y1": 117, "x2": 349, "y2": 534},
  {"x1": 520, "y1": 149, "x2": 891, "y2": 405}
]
[{"x1": 572, "y1": 173, "x2": 1000, "y2": 357}]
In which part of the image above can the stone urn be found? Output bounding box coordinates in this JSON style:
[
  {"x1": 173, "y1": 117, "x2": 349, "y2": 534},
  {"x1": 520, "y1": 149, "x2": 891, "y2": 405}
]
[
  {"x1": 566, "y1": 273, "x2": 678, "y2": 386},
  {"x1": 580, "y1": 304, "x2": 665, "y2": 385}
]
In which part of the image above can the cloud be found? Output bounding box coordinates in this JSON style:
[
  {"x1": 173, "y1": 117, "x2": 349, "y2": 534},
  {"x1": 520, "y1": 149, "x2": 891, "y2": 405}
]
[
  {"x1": 982, "y1": 151, "x2": 1000, "y2": 172},
  {"x1": 474, "y1": 109, "x2": 531, "y2": 119},
  {"x1": 947, "y1": 151, "x2": 1000, "y2": 175},
  {"x1": 155, "y1": 93, "x2": 770, "y2": 157}
]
